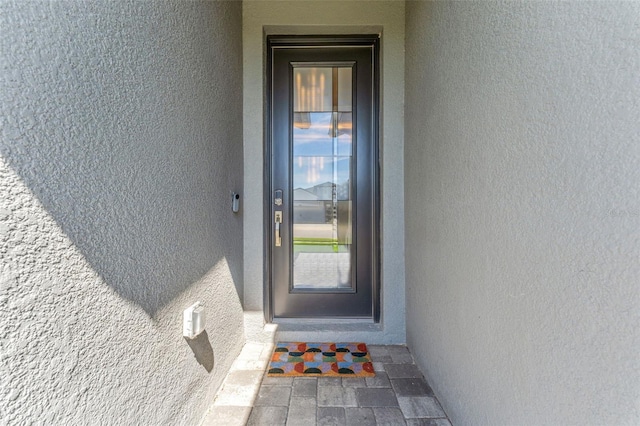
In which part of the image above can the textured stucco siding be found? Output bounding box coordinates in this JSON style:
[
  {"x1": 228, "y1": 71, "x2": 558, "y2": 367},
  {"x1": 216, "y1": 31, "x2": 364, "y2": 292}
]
[
  {"x1": 1, "y1": 1, "x2": 244, "y2": 424},
  {"x1": 404, "y1": 1, "x2": 640, "y2": 425}
]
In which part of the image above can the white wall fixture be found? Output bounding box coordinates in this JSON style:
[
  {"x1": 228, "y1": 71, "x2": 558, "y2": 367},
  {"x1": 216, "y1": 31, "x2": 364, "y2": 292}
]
[
  {"x1": 183, "y1": 302, "x2": 205, "y2": 339},
  {"x1": 232, "y1": 192, "x2": 240, "y2": 213}
]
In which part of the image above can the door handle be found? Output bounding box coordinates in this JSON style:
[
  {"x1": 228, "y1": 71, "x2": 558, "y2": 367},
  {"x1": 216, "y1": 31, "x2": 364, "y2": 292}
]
[{"x1": 274, "y1": 211, "x2": 282, "y2": 247}]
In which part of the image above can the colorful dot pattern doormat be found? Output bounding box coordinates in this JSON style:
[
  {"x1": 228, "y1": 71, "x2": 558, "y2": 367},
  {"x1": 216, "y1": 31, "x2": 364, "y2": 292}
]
[{"x1": 267, "y1": 342, "x2": 375, "y2": 377}]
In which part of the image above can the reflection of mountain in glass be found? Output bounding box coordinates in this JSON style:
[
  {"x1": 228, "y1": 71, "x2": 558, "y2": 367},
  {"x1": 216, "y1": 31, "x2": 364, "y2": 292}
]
[
  {"x1": 295, "y1": 180, "x2": 350, "y2": 201},
  {"x1": 293, "y1": 157, "x2": 351, "y2": 190}
]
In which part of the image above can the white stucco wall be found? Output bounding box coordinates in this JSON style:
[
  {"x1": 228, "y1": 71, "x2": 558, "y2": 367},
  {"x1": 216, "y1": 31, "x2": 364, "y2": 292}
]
[
  {"x1": 243, "y1": 0, "x2": 406, "y2": 343},
  {"x1": 405, "y1": 1, "x2": 640, "y2": 424},
  {"x1": 1, "y1": 2, "x2": 245, "y2": 424}
]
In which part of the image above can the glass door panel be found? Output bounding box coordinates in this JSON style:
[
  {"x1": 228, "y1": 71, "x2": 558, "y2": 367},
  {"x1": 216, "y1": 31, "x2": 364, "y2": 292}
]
[{"x1": 292, "y1": 65, "x2": 353, "y2": 291}]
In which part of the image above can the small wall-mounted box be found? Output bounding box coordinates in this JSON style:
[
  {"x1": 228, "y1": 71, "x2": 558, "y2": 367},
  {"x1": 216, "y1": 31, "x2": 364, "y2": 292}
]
[
  {"x1": 232, "y1": 192, "x2": 240, "y2": 213},
  {"x1": 183, "y1": 302, "x2": 205, "y2": 339}
]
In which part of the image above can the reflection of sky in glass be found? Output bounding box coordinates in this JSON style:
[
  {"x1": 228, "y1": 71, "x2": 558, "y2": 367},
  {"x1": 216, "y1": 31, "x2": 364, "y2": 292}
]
[
  {"x1": 294, "y1": 113, "x2": 352, "y2": 157},
  {"x1": 294, "y1": 157, "x2": 350, "y2": 191},
  {"x1": 336, "y1": 113, "x2": 352, "y2": 156}
]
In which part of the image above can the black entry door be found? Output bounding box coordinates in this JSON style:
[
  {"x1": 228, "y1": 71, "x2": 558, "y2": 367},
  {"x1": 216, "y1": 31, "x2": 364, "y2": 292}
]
[{"x1": 267, "y1": 36, "x2": 379, "y2": 319}]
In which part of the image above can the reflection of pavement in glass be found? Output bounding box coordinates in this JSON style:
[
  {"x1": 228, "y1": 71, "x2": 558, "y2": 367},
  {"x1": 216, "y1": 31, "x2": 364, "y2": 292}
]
[
  {"x1": 294, "y1": 253, "x2": 351, "y2": 288},
  {"x1": 294, "y1": 223, "x2": 333, "y2": 239}
]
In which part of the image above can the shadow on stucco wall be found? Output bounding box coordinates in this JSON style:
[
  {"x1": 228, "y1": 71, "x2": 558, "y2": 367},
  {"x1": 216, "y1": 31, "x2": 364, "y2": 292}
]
[
  {"x1": 0, "y1": 1, "x2": 243, "y2": 316},
  {"x1": 185, "y1": 332, "x2": 215, "y2": 373}
]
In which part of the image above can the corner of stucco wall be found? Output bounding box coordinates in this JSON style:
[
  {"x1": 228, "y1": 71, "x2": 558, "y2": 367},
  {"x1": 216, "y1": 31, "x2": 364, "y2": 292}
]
[{"x1": 1, "y1": 1, "x2": 245, "y2": 424}]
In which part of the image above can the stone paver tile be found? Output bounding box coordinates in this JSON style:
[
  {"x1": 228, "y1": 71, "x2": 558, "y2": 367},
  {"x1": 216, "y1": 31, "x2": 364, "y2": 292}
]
[
  {"x1": 213, "y1": 371, "x2": 260, "y2": 407},
  {"x1": 406, "y1": 419, "x2": 452, "y2": 426},
  {"x1": 238, "y1": 342, "x2": 265, "y2": 360},
  {"x1": 367, "y1": 345, "x2": 389, "y2": 357},
  {"x1": 390, "y1": 351, "x2": 414, "y2": 364},
  {"x1": 385, "y1": 345, "x2": 409, "y2": 354},
  {"x1": 201, "y1": 405, "x2": 251, "y2": 426},
  {"x1": 259, "y1": 345, "x2": 275, "y2": 362},
  {"x1": 391, "y1": 378, "x2": 434, "y2": 396},
  {"x1": 365, "y1": 371, "x2": 391, "y2": 388},
  {"x1": 254, "y1": 385, "x2": 292, "y2": 407},
  {"x1": 262, "y1": 376, "x2": 294, "y2": 386},
  {"x1": 398, "y1": 396, "x2": 446, "y2": 418},
  {"x1": 317, "y1": 407, "x2": 346, "y2": 426},
  {"x1": 286, "y1": 397, "x2": 316, "y2": 426},
  {"x1": 385, "y1": 364, "x2": 424, "y2": 379},
  {"x1": 292, "y1": 377, "x2": 317, "y2": 397},
  {"x1": 386, "y1": 345, "x2": 410, "y2": 355},
  {"x1": 213, "y1": 389, "x2": 254, "y2": 407},
  {"x1": 318, "y1": 377, "x2": 342, "y2": 386},
  {"x1": 317, "y1": 386, "x2": 358, "y2": 407},
  {"x1": 224, "y1": 370, "x2": 264, "y2": 386},
  {"x1": 373, "y1": 407, "x2": 407, "y2": 425},
  {"x1": 341, "y1": 377, "x2": 367, "y2": 388},
  {"x1": 372, "y1": 362, "x2": 385, "y2": 372},
  {"x1": 372, "y1": 355, "x2": 394, "y2": 363},
  {"x1": 355, "y1": 388, "x2": 399, "y2": 407},
  {"x1": 345, "y1": 407, "x2": 376, "y2": 426},
  {"x1": 232, "y1": 358, "x2": 268, "y2": 371},
  {"x1": 387, "y1": 345, "x2": 413, "y2": 364},
  {"x1": 247, "y1": 406, "x2": 288, "y2": 426}
]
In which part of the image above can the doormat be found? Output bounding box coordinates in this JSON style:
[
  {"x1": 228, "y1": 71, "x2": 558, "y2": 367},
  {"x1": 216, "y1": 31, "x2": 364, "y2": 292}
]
[{"x1": 267, "y1": 342, "x2": 375, "y2": 377}]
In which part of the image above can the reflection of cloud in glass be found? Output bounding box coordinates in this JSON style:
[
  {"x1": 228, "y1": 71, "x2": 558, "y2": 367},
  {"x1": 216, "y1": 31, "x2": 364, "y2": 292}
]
[
  {"x1": 293, "y1": 113, "x2": 352, "y2": 157},
  {"x1": 294, "y1": 156, "x2": 351, "y2": 190}
]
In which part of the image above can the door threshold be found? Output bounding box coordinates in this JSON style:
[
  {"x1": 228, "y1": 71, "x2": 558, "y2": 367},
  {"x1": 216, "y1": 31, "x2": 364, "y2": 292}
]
[
  {"x1": 273, "y1": 317, "x2": 374, "y2": 324},
  {"x1": 273, "y1": 318, "x2": 381, "y2": 333}
]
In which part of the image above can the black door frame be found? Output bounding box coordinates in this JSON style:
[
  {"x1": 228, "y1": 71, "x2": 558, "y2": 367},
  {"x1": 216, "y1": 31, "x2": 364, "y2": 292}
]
[{"x1": 264, "y1": 34, "x2": 380, "y2": 322}]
